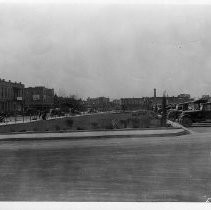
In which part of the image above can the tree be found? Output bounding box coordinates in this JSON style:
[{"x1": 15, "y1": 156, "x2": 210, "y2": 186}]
[{"x1": 53, "y1": 94, "x2": 86, "y2": 112}]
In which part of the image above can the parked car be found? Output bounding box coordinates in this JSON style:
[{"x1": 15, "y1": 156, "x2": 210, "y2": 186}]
[
  {"x1": 167, "y1": 102, "x2": 190, "y2": 121},
  {"x1": 167, "y1": 98, "x2": 208, "y2": 122},
  {"x1": 179, "y1": 102, "x2": 211, "y2": 127}
]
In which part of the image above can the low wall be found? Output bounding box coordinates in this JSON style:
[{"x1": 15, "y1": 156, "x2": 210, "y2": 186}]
[{"x1": 0, "y1": 111, "x2": 161, "y2": 133}]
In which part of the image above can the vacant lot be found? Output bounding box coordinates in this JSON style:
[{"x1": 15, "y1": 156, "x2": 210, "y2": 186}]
[
  {"x1": 0, "y1": 111, "x2": 160, "y2": 133},
  {"x1": 0, "y1": 132, "x2": 210, "y2": 201}
]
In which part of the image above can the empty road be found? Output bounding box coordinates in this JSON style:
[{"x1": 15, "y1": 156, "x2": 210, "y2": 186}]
[{"x1": 0, "y1": 128, "x2": 211, "y2": 201}]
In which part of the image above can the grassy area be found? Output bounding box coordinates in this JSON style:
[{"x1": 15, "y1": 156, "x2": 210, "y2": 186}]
[{"x1": 0, "y1": 110, "x2": 161, "y2": 133}]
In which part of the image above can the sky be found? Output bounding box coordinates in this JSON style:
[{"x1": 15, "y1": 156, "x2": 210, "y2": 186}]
[{"x1": 0, "y1": 3, "x2": 210, "y2": 99}]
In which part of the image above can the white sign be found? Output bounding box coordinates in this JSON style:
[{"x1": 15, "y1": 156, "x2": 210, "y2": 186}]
[
  {"x1": 33, "y1": 95, "x2": 40, "y2": 101},
  {"x1": 17, "y1": 97, "x2": 22, "y2": 101}
]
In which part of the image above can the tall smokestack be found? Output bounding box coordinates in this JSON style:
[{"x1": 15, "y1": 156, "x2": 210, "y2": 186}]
[{"x1": 154, "y1": 88, "x2": 156, "y2": 98}]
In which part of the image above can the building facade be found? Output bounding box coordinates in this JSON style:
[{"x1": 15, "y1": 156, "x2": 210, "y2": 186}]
[
  {"x1": 24, "y1": 86, "x2": 54, "y2": 111},
  {"x1": 177, "y1": 94, "x2": 191, "y2": 99},
  {"x1": 120, "y1": 98, "x2": 144, "y2": 110},
  {"x1": 152, "y1": 92, "x2": 193, "y2": 106},
  {"x1": 111, "y1": 99, "x2": 121, "y2": 110},
  {"x1": 86, "y1": 97, "x2": 110, "y2": 111},
  {"x1": 0, "y1": 79, "x2": 25, "y2": 114},
  {"x1": 120, "y1": 98, "x2": 153, "y2": 110}
]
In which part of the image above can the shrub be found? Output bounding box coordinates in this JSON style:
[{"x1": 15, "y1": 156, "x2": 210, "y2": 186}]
[
  {"x1": 91, "y1": 122, "x2": 99, "y2": 129},
  {"x1": 33, "y1": 127, "x2": 38, "y2": 132},
  {"x1": 139, "y1": 116, "x2": 151, "y2": 128},
  {"x1": 77, "y1": 127, "x2": 85, "y2": 130},
  {"x1": 148, "y1": 111, "x2": 158, "y2": 120},
  {"x1": 111, "y1": 119, "x2": 120, "y2": 129},
  {"x1": 120, "y1": 119, "x2": 128, "y2": 128},
  {"x1": 10, "y1": 128, "x2": 15, "y2": 133},
  {"x1": 55, "y1": 125, "x2": 61, "y2": 131},
  {"x1": 65, "y1": 119, "x2": 74, "y2": 127},
  {"x1": 131, "y1": 118, "x2": 140, "y2": 128},
  {"x1": 105, "y1": 123, "x2": 114, "y2": 129}
]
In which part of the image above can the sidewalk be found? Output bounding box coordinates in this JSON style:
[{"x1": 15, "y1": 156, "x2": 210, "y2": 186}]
[
  {"x1": 0, "y1": 113, "x2": 96, "y2": 126},
  {"x1": 0, "y1": 114, "x2": 73, "y2": 126},
  {"x1": 0, "y1": 128, "x2": 188, "y2": 141}
]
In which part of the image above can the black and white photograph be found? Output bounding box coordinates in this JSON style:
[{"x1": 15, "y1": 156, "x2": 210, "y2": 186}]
[{"x1": 0, "y1": 0, "x2": 211, "y2": 206}]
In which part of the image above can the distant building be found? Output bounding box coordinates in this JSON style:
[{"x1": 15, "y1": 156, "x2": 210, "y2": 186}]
[
  {"x1": 201, "y1": 95, "x2": 211, "y2": 102},
  {"x1": 24, "y1": 86, "x2": 54, "y2": 111},
  {"x1": 177, "y1": 94, "x2": 191, "y2": 99},
  {"x1": 154, "y1": 96, "x2": 193, "y2": 105},
  {"x1": 112, "y1": 99, "x2": 121, "y2": 105},
  {"x1": 86, "y1": 97, "x2": 110, "y2": 111},
  {"x1": 0, "y1": 79, "x2": 25, "y2": 114},
  {"x1": 110, "y1": 99, "x2": 121, "y2": 110},
  {"x1": 120, "y1": 98, "x2": 152, "y2": 110},
  {"x1": 202, "y1": 95, "x2": 210, "y2": 99}
]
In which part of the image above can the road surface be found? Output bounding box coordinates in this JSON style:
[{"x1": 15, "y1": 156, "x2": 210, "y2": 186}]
[{"x1": 0, "y1": 127, "x2": 211, "y2": 201}]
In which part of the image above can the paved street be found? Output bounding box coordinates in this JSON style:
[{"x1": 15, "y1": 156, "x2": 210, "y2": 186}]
[
  {"x1": 0, "y1": 128, "x2": 211, "y2": 201},
  {"x1": 0, "y1": 128, "x2": 185, "y2": 140}
]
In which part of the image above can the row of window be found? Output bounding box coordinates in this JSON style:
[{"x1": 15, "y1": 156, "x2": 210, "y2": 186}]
[
  {"x1": 0, "y1": 87, "x2": 12, "y2": 99},
  {"x1": 121, "y1": 100, "x2": 144, "y2": 105},
  {"x1": 0, "y1": 87, "x2": 23, "y2": 99}
]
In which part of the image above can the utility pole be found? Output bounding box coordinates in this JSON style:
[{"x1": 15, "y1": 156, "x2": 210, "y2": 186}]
[{"x1": 161, "y1": 91, "x2": 167, "y2": 127}]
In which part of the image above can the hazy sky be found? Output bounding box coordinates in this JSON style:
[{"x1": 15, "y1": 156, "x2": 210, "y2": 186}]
[{"x1": 0, "y1": 3, "x2": 210, "y2": 98}]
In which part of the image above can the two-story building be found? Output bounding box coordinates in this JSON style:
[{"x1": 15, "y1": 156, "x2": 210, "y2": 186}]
[
  {"x1": 120, "y1": 98, "x2": 148, "y2": 110},
  {"x1": 86, "y1": 97, "x2": 110, "y2": 111},
  {"x1": 0, "y1": 79, "x2": 25, "y2": 114},
  {"x1": 24, "y1": 86, "x2": 54, "y2": 111}
]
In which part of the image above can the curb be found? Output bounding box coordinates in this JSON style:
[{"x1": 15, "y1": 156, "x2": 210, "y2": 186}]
[
  {"x1": 0, "y1": 129, "x2": 189, "y2": 141},
  {"x1": 167, "y1": 120, "x2": 193, "y2": 135},
  {"x1": 0, "y1": 126, "x2": 181, "y2": 135}
]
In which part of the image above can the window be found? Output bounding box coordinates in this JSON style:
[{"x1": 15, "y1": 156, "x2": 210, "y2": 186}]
[{"x1": 5, "y1": 88, "x2": 7, "y2": 98}]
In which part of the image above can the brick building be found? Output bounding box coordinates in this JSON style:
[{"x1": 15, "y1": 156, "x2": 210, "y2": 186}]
[
  {"x1": 24, "y1": 86, "x2": 54, "y2": 111},
  {"x1": 111, "y1": 99, "x2": 121, "y2": 110},
  {"x1": 153, "y1": 95, "x2": 193, "y2": 106},
  {"x1": 0, "y1": 79, "x2": 24, "y2": 114},
  {"x1": 177, "y1": 94, "x2": 191, "y2": 99},
  {"x1": 120, "y1": 98, "x2": 153, "y2": 110},
  {"x1": 120, "y1": 98, "x2": 144, "y2": 110},
  {"x1": 86, "y1": 97, "x2": 110, "y2": 111}
]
